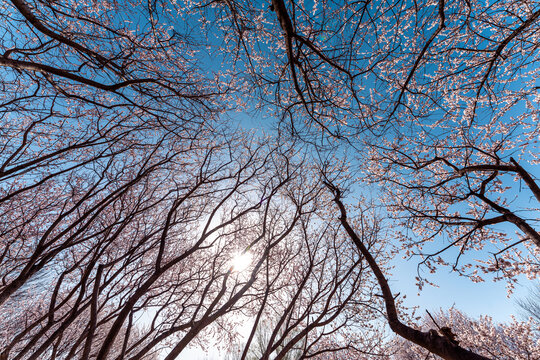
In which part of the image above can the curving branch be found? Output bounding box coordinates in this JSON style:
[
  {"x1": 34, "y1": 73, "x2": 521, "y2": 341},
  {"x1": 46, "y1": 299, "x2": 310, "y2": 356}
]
[
  {"x1": 0, "y1": 56, "x2": 155, "y2": 92},
  {"x1": 324, "y1": 180, "x2": 492, "y2": 360},
  {"x1": 10, "y1": 0, "x2": 119, "y2": 70}
]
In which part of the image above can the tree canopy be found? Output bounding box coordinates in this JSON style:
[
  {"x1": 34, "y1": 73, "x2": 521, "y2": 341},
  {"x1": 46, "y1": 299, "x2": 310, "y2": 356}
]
[{"x1": 0, "y1": 0, "x2": 538, "y2": 359}]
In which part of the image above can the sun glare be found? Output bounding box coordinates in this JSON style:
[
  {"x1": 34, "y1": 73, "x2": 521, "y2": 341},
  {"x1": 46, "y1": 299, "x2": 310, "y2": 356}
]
[{"x1": 230, "y1": 252, "x2": 252, "y2": 272}]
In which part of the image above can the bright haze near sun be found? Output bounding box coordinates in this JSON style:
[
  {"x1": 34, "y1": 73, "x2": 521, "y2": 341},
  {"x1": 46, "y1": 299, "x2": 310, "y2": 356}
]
[{"x1": 230, "y1": 252, "x2": 252, "y2": 272}]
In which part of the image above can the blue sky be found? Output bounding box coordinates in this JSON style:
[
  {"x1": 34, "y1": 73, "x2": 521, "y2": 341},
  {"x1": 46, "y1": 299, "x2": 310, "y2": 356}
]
[{"x1": 389, "y1": 255, "x2": 531, "y2": 322}]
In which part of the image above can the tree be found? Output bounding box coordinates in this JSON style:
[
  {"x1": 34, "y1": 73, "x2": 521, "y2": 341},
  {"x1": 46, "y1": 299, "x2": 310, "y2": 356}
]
[
  {"x1": 0, "y1": 0, "x2": 226, "y2": 307},
  {"x1": 2, "y1": 0, "x2": 539, "y2": 359},
  {"x1": 517, "y1": 281, "x2": 540, "y2": 323},
  {"x1": 0, "y1": 131, "x2": 323, "y2": 360},
  {"x1": 391, "y1": 308, "x2": 540, "y2": 360},
  {"x1": 225, "y1": 212, "x2": 388, "y2": 360},
  {"x1": 323, "y1": 179, "x2": 491, "y2": 360}
]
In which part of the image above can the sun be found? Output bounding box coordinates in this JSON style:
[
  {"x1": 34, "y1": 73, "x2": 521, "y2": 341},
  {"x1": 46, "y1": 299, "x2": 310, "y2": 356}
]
[{"x1": 230, "y1": 251, "x2": 252, "y2": 272}]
